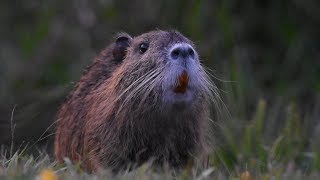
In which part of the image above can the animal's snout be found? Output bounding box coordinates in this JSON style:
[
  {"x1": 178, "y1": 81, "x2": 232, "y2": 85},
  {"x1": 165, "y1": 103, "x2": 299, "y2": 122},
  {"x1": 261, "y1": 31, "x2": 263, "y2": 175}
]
[{"x1": 170, "y1": 43, "x2": 195, "y2": 60}]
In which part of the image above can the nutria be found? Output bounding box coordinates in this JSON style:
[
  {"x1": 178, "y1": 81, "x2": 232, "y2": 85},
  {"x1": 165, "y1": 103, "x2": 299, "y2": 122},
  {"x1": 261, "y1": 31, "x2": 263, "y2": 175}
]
[{"x1": 54, "y1": 30, "x2": 216, "y2": 172}]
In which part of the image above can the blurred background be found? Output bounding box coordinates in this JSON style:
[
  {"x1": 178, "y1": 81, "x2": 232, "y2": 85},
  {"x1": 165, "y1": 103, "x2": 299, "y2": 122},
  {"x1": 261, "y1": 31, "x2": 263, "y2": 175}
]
[{"x1": 0, "y1": 0, "x2": 319, "y2": 167}]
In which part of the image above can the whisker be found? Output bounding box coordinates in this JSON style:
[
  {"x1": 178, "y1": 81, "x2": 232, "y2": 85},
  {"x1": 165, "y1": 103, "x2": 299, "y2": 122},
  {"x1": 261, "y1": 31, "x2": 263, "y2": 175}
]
[
  {"x1": 199, "y1": 66, "x2": 232, "y2": 121},
  {"x1": 116, "y1": 67, "x2": 164, "y2": 115},
  {"x1": 201, "y1": 64, "x2": 235, "y2": 83}
]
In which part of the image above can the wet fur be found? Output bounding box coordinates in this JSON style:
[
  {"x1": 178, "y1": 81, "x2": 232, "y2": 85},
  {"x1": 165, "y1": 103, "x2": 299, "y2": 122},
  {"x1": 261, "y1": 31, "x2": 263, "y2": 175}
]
[{"x1": 54, "y1": 30, "x2": 216, "y2": 171}]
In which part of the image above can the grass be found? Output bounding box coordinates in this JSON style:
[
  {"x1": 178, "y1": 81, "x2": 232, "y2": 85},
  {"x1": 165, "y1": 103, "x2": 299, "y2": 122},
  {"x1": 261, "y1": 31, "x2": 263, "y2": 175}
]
[{"x1": 1, "y1": 99, "x2": 320, "y2": 179}]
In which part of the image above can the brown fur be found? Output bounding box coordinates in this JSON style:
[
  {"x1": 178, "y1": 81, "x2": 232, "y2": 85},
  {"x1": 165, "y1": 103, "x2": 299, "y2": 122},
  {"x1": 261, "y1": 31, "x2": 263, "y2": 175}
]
[{"x1": 54, "y1": 30, "x2": 214, "y2": 172}]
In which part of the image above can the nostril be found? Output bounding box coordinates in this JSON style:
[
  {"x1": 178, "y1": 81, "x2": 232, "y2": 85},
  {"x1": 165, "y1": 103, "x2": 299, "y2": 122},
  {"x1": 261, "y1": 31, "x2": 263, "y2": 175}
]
[
  {"x1": 170, "y1": 45, "x2": 195, "y2": 60},
  {"x1": 187, "y1": 47, "x2": 194, "y2": 58},
  {"x1": 171, "y1": 48, "x2": 181, "y2": 59}
]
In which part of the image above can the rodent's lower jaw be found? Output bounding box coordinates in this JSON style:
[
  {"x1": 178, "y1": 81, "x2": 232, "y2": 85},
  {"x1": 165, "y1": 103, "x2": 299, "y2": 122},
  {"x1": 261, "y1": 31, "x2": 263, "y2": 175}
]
[{"x1": 163, "y1": 88, "x2": 194, "y2": 105}]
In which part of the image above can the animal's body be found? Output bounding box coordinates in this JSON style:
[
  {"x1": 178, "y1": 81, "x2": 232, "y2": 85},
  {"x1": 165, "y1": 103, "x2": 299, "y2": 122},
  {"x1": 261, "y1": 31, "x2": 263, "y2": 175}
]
[{"x1": 54, "y1": 30, "x2": 215, "y2": 171}]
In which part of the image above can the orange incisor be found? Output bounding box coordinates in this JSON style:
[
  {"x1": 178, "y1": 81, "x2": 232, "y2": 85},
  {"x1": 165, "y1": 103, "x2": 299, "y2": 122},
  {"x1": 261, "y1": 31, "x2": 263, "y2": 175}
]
[{"x1": 174, "y1": 70, "x2": 189, "y2": 93}]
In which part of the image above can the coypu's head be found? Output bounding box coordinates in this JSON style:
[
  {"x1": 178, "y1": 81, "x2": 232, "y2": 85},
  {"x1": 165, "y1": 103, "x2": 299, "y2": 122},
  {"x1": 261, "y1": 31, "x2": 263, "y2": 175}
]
[{"x1": 109, "y1": 30, "x2": 214, "y2": 113}]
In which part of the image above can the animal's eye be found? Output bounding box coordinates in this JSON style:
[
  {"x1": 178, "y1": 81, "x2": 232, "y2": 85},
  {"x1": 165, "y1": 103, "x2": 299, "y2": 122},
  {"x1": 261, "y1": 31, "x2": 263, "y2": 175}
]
[{"x1": 139, "y1": 42, "x2": 149, "y2": 54}]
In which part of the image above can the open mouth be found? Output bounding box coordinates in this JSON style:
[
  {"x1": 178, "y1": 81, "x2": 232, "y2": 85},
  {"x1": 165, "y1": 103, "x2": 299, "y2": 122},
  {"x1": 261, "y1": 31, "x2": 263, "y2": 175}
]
[{"x1": 174, "y1": 70, "x2": 189, "y2": 94}]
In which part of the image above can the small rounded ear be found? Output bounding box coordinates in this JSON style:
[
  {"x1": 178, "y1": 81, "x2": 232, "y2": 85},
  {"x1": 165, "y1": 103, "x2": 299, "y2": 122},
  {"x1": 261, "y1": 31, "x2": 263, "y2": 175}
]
[{"x1": 112, "y1": 33, "x2": 132, "y2": 62}]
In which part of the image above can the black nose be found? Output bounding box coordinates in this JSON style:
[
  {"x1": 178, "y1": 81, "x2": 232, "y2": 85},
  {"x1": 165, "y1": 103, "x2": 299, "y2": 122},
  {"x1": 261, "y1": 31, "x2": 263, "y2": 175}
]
[{"x1": 170, "y1": 45, "x2": 195, "y2": 60}]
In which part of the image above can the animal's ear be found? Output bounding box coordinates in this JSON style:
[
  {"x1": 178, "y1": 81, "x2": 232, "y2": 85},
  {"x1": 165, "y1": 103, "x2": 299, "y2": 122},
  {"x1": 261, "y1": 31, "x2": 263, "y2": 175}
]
[{"x1": 112, "y1": 33, "x2": 132, "y2": 62}]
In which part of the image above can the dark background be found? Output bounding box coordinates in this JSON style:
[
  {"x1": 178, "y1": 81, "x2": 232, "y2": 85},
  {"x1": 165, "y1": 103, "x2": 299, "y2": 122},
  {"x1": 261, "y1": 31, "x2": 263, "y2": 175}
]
[{"x1": 0, "y1": 0, "x2": 319, "y2": 153}]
